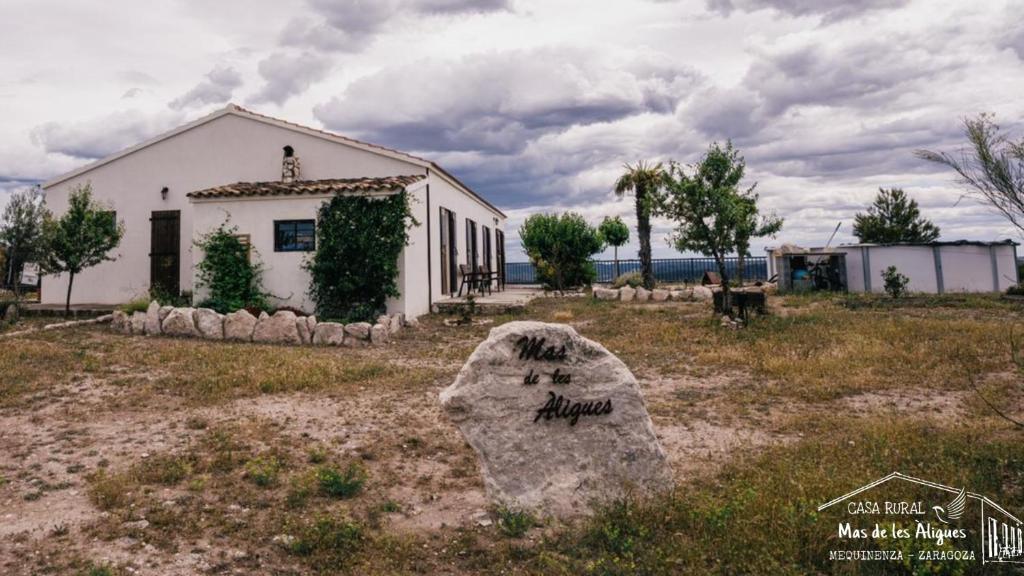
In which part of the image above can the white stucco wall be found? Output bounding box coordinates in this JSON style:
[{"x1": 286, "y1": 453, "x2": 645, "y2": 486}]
[
  {"x1": 838, "y1": 243, "x2": 1018, "y2": 293},
  {"x1": 39, "y1": 108, "x2": 505, "y2": 316}
]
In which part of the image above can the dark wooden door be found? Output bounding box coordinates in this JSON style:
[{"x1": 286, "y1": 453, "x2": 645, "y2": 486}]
[
  {"x1": 496, "y1": 229, "x2": 506, "y2": 287},
  {"x1": 150, "y1": 210, "x2": 180, "y2": 296},
  {"x1": 439, "y1": 208, "x2": 458, "y2": 294}
]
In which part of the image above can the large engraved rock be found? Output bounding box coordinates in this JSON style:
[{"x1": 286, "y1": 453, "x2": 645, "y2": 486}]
[
  {"x1": 195, "y1": 308, "x2": 224, "y2": 340},
  {"x1": 162, "y1": 308, "x2": 198, "y2": 337},
  {"x1": 593, "y1": 287, "x2": 618, "y2": 301},
  {"x1": 253, "y1": 311, "x2": 301, "y2": 345},
  {"x1": 144, "y1": 301, "x2": 162, "y2": 335},
  {"x1": 224, "y1": 309, "x2": 257, "y2": 342},
  {"x1": 439, "y1": 321, "x2": 671, "y2": 517}
]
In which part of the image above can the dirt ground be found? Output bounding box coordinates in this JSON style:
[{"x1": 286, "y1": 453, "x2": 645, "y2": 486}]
[{"x1": 0, "y1": 297, "x2": 1003, "y2": 575}]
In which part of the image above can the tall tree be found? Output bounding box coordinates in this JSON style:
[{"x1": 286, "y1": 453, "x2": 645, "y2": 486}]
[
  {"x1": 0, "y1": 186, "x2": 48, "y2": 298},
  {"x1": 520, "y1": 212, "x2": 603, "y2": 293},
  {"x1": 614, "y1": 161, "x2": 664, "y2": 289},
  {"x1": 852, "y1": 188, "x2": 940, "y2": 244},
  {"x1": 38, "y1": 184, "x2": 125, "y2": 314},
  {"x1": 734, "y1": 192, "x2": 783, "y2": 285},
  {"x1": 597, "y1": 216, "x2": 630, "y2": 278},
  {"x1": 661, "y1": 142, "x2": 751, "y2": 314},
  {"x1": 916, "y1": 114, "x2": 1024, "y2": 235}
]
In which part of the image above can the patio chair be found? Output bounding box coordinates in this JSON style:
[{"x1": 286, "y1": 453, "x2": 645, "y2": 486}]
[
  {"x1": 457, "y1": 264, "x2": 479, "y2": 297},
  {"x1": 476, "y1": 265, "x2": 496, "y2": 295}
]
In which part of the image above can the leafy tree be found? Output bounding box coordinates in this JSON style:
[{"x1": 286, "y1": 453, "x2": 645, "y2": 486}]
[
  {"x1": 306, "y1": 192, "x2": 416, "y2": 322},
  {"x1": 852, "y1": 188, "x2": 940, "y2": 244},
  {"x1": 520, "y1": 212, "x2": 603, "y2": 292},
  {"x1": 614, "y1": 161, "x2": 665, "y2": 290},
  {"x1": 0, "y1": 186, "x2": 48, "y2": 298},
  {"x1": 734, "y1": 192, "x2": 783, "y2": 285},
  {"x1": 597, "y1": 216, "x2": 630, "y2": 278},
  {"x1": 916, "y1": 113, "x2": 1024, "y2": 234},
  {"x1": 661, "y1": 142, "x2": 751, "y2": 314},
  {"x1": 195, "y1": 221, "x2": 267, "y2": 313},
  {"x1": 38, "y1": 184, "x2": 124, "y2": 314}
]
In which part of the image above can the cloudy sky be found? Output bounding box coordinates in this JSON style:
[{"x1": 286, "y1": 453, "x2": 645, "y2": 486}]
[{"x1": 2, "y1": 0, "x2": 1023, "y2": 261}]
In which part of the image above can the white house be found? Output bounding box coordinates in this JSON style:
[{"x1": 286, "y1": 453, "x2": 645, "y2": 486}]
[
  {"x1": 766, "y1": 240, "x2": 1019, "y2": 294},
  {"x1": 40, "y1": 104, "x2": 507, "y2": 318}
]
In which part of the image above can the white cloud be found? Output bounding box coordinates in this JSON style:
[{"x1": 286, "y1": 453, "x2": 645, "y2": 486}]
[{"x1": 168, "y1": 65, "x2": 244, "y2": 110}]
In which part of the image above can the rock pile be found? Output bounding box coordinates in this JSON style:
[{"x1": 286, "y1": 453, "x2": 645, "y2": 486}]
[
  {"x1": 592, "y1": 285, "x2": 713, "y2": 302},
  {"x1": 111, "y1": 303, "x2": 408, "y2": 346}
]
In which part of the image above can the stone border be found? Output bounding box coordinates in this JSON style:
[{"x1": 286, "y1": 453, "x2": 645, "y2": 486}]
[
  {"x1": 0, "y1": 314, "x2": 114, "y2": 340},
  {"x1": 110, "y1": 302, "x2": 409, "y2": 346},
  {"x1": 592, "y1": 285, "x2": 714, "y2": 302}
]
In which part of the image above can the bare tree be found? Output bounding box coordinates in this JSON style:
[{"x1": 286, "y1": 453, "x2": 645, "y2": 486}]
[{"x1": 916, "y1": 114, "x2": 1024, "y2": 234}]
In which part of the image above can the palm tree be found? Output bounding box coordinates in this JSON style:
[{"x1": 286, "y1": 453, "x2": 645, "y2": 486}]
[{"x1": 614, "y1": 161, "x2": 665, "y2": 289}]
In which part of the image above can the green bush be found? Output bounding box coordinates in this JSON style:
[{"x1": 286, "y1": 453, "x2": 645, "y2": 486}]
[
  {"x1": 194, "y1": 222, "x2": 266, "y2": 313},
  {"x1": 611, "y1": 271, "x2": 643, "y2": 289},
  {"x1": 1007, "y1": 284, "x2": 1024, "y2": 296},
  {"x1": 496, "y1": 506, "x2": 536, "y2": 537},
  {"x1": 520, "y1": 212, "x2": 603, "y2": 292},
  {"x1": 881, "y1": 265, "x2": 909, "y2": 299},
  {"x1": 306, "y1": 192, "x2": 416, "y2": 322},
  {"x1": 316, "y1": 463, "x2": 366, "y2": 499}
]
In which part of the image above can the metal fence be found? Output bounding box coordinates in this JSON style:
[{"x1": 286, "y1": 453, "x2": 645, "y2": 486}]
[{"x1": 504, "y1": 257, "x2": 768, "y2": 285}]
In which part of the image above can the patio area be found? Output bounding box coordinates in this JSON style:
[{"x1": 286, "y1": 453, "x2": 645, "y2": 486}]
[{"x1": 432, "y1": 285, "x2": 542, "y2": 315}]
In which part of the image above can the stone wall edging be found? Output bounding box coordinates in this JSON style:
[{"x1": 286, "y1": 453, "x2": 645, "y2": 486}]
[{"x1": 110, "y1": 302, "x2": 408, "y2": 347}]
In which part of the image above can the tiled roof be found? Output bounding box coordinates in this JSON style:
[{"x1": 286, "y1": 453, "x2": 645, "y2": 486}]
[{"x1": 187, "y1": 174, "x2": 426, "y2": 199}]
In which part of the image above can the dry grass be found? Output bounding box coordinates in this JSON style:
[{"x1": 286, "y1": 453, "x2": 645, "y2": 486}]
[{"x1": 2, "y1": 292, "x2": 1024, "y2": 574}]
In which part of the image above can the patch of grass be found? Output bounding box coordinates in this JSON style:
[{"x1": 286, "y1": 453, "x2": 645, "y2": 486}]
[
  {"x1": 380, "y1": 499, "x2": 401, "y2": 513},
  {"x1": 316, "y1": 463, "x2": 366, "y2": 499},
  {"x1": 517, "y1": 418, "x2": 1024, "y2": 575},
  {"x1": 245, "y1": 455, "x2": 283, "y2": 488},
  {"x1": 119, "y1": 297, "x2": 151, "y2": 314},
  {"x1": 496, "y1": 506, "x2": 536, "y2": 538},
  {"x1": 130, "y1": 454, "x2": 194, "y2": 485},
  {"x1": 286, "y1": 515, "x2": 364, "y2": 571},
  {"x1": 307, "y1": 445, "x2": 328, "y2": 464},
  {"x1": 87, "y1": 471, "x2": 131, "y2": 511}
]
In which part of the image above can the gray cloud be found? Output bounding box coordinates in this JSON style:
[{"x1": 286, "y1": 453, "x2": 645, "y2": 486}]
[
  {"x1": 708, "y1": 0, "x2": 910, "y2": 23},
  {"x1": 168, "y1": 65, "x2": 243, "y2": 110},
  {"x1": 281, "y1": 0, "x2": 512, "y2": 53},
  {"x1": 314, "y1": 49, "x2": 699, "y2": 155},
  {"x1": 250, "y1": 52, "x2": 332, "y2": 105},
  {"x1": 30, "y1": 110, "x2": 183, "y2": 160}
]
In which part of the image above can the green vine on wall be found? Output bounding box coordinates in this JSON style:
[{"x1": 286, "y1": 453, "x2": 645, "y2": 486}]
[
  {"x1": 305, "y1": 192, "x2": 418, "y2": 322},
  {"x1": 195, "y1": 221, "x2": 267, "y2": 313}
]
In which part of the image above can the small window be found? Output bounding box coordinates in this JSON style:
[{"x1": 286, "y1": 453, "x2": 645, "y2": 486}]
[{"x1": 274, "y1": 220, "x2": 315, "y2": 252}]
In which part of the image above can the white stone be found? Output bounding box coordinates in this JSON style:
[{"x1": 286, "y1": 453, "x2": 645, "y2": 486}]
[
  {"x1": 224, "y1": 309, "x2": 257, "y2": 342},
  {"x1": 439, "y1": 321, "x2": 671, "y2": 517},
  {"x1": 258, "y1": 311, "x2": 269, "y2": 320},
  {"x1": 651, "y1": 289, "x2": 670, "y2": 302},
  {"x1": 635, "y1": 287, "x2": 651, "y2": 301},
  {"x1": 343, "y1": 322, "x2": 371, "y2": 346},
  {"x1": 370, "y1": 323, "x2": 388, "y2": 345},
  {"x1": 376, "y1": 315, "x2": 392, "y2": 333},
  {"x1": 131, "y1": 311, "x2": 147, "y2": 335},
  {"x1": 593, "y1": 287, "x2": 618, "y2": 301},
  {"x1": 144, "y1": 301, "x2": 162, "y2": 335},
  {"x1": 306, "y1": 315, "x2": 317, "y2": 334},
  {"x1": 111, "y1": 310, "x2": 130, "y2": 334},
  {"x1": 692, "y1": 285, "x2": 713, "y2": 301},
  {"x1": 390, "y1": 313, "x2": 405, "y2": 334},
  {"x1": 296, "y1": 317, "x2": 311, "y2": 345},
  {"x1": 619, "y1": 286, "x2": 636, "y2": 301},
  {"x1": 162, "y1": 308, "x2": 198, "y2": 337},
  {"x1": 253, "y1": 311, "x2": 301, "y2": 345},
  {"x1": 158, "y1": 305, "x2": 173, "y2": 322},
  {"x1": 195, "y1": 308, "x2": 224, "y2": 340},
  {"x1": 312, "y1": 322, "x2": 345, "y2": 346}
]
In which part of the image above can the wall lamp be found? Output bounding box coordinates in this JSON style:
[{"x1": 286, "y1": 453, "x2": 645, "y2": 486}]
[{"x1": 160, "y1": 186, "x2": 169, "y2": 200}]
